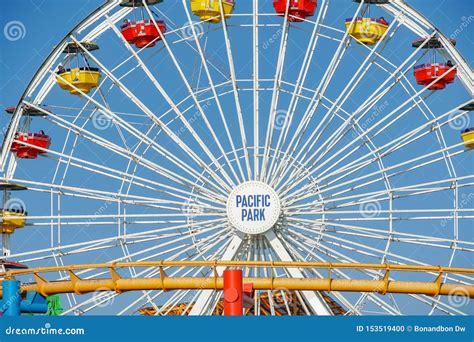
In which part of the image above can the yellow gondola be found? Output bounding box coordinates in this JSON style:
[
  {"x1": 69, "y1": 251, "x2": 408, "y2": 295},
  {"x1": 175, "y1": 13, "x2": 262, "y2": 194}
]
[
  {"x1": 1, "y1": 209, "x2": 26, "y2": 234},
  {"x1": 190, "y1": 0, "x2": 235, "y2": 23},
  {"x1": 56, "y1": 67, "x2": 101, "y2": 95},
  {"x1": 345, "y1": 17, "x2": 388, "y2": 45},
  {"x1": 461, "y1": 128, "x2": 474, "y2": 149}
]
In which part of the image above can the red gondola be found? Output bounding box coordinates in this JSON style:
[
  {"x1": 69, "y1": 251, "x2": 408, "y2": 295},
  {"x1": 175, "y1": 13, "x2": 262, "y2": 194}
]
[
  {"x1": 121, "y1": 19, "x2": 166, "y2": 48},
  {"x1": 4, "y1": 105, "x2": 50, "y2": 116},
  {"x1": 0, "y1": 260, "x2": 28, "y2": 270},
  {"x1": 10, "y1": 131, "x2": 51, "y2": 159},
  {"x1": 273, "y1": 0, "x2": 317, "y2": 22},
  {"x1": 413, "y1": 63, "x2": 457, "y2": 90}
]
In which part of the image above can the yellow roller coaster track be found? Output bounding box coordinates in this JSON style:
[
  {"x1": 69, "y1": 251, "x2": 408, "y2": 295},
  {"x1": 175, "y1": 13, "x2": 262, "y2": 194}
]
[{"x1": 1, "y1": 261, "x2": 472, "y2": 299}]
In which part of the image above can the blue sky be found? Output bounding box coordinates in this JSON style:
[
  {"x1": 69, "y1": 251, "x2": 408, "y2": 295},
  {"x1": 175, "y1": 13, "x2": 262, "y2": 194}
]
[
  {"x1": 0, "y1": 0, "x2": 473, "y2": 315},
  {"x1": 0, "y1": 0, "x2": 472, "y2": 114}
]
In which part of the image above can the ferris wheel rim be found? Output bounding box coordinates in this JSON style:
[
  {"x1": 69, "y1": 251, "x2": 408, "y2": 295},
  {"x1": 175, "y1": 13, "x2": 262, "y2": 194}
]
[{"x1": 0, "y1": 0, "x2": 472, "y2": 316}]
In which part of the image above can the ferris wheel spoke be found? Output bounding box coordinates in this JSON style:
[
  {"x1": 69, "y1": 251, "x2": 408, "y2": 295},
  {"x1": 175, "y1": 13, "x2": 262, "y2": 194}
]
[
  {"x1": 313, "y1": 176, "x2": 469, "y2": 213},
  {"x1": 286, "y1": 225, "x2": 472, "y2": 286},
  {"x1": 13, "y1": 135, "x2": 225, "y2": 206},
  {"x1": 284, "y1": 152, "x2": 471, "y2": 212},
  {"x1": 44, "y1": 87, "x2": 115, "y2": 192},
  {"x1": 303, "y1": 89, "x2": 442, "y2": 188},
  {"x1": 409, "y1": 294, "x2": 467, "y2": 315},
  {"x1": 274, "y1": 32, "x2": 437, "y2": 192},
  {"x1": 284, "y1": 147, "x2": 466, "y2": 210},
  {"x1": 216, "y1": 0, "x2": 252, "y2": 181},
  {"x1": 268, "y1": 1, "x2": 367, "y2": 185},
  {"x1": 316, "y1": 102, "x2": 467, "y2": 181},
  {"x1": 281, "y1": 231, "x2": 400, "y2": 315},
  {"x1": 257, "y1": 236, "x2": 317, "y2": 316},
  {"x1": 48, "y1": 154, "x2": 222, "y2": 207},
  {"x1": 137, "y1": 234, "x2": 233, "y2": 316},
  {"x1": 283, "y1": 104, "x2": 470, "y2": 201},
  {"x1": 19, "y1": 226, "x2": 221, "y2": 266},
  {"x1": 300, "y1": 147, "x2": 463, "y2": 206},
  {"x1": 121, "y1": 234, "x2": 232, "y2": 314},
  {"x1": 289, "y1": 222, "x2": 472, "y2": 283},
  {"x1": 269, "y1": 92, "x2": 381, "y2": 194},
  {"x1": 67, "y1": 232, "x2": 225, "y2": 286},
  {"x1": 302, "y1": 238, "x2": 466, "y2": 316},
  {"x1": 286, "y1": 233, "x2": 433, "y2": 316},
  {"x1": 252, "y1": 0, "x2": 260, "y2": 180},
  {"x1": 312, "y1": 238, "x2": 472, "y2": 314},
  {"x1": 188, "y1": 233, "x2": 244, "y2": 315},
  {"x1": 278, "y1": 96, "x2": 461, "y2": 199},
  {"x1": 68, "y1": 37, "x2": 233, "y2": 193},
  {"x1": 6, "y1": 178, "x2": 208, "y2": 211},
  {"x1": 249, "y1": 237, "x2": 270, "y2": 315},
  {"x1": 123, "y1": 235, "x2": 233, "y2": 316},
  {"x1": 36, "y1": 104, "x2": 227, "y2": 201},
  {"x1": 266, "y1": 0, "x2": 329, "y2": 182},
  {"x1": 346, "y1": 36, "x2": 458, "y2": 180},
  {"x1": 26, "y1": 212, "x2": 228, "y2": 227},
  {"x1": 289, "y1": 208, "x2": 474, "y2": 223},
  {"x1": 283, "y1": 65, "x2": 458, "y2": 197},
  {"x1": 32, "y1": 96, "x2": 227, "y2": 199},
  {"x1": 287, "y1": 218, "x2": 473, "y2": 254},
  {"x1": 152, "y1": 8, "x2": 228, "y2": 80},
  {"x1": 260, "y1": 0, "x2": 291, "y2": 183},
  {"x1": 263, "y1": 230, "x2": 332, "y2": 315},
  {"x1": 12, "y1": 217, "x2": 228, "y2": 263},
  {"x1": 70, "y1": 226, "x2": 232, "y2": 285},
  {"x1": 270, "y1": 87, "x2": 400, "y2": 194},
  {"x1": 273, "y1": 16, "x2": 398, "y2": 187},
  {"x1": 180, "y1": 0, "x2": 247, "y2": 183},
  {"x1": 63, "y1": 232, "x2": 226, "y2": 315},
  {"x1": 107, "y1": 10, "x2": 240, "y2": 187},
  {"x1": 277, "y1": 235, "x2": 358, "y2": 315},
  {"x1": 286, "y1": 177, "x2": 474, "y2": 217}
]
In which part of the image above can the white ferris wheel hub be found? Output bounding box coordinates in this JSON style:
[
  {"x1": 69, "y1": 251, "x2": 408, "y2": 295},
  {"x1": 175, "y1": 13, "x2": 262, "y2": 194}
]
[{"x1": 226, "y1": 181, "x2": 281, "y2": 235}]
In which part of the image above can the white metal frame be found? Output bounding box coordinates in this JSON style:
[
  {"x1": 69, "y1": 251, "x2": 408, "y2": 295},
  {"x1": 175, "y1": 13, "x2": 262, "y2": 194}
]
[{"x1": 0, "y1": 0, "x2": 472, "y2": 316}]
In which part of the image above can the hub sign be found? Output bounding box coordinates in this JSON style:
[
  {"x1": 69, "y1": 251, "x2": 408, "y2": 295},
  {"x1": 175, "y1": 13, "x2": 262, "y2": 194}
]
[{"x1": 226, "y1": 181, "x2": 281, "y2": 235}]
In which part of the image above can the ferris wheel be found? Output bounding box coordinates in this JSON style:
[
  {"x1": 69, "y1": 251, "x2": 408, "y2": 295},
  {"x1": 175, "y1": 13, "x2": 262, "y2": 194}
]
[{"x1": 0, "y1": 0, "x2": 473, "y2": 316}]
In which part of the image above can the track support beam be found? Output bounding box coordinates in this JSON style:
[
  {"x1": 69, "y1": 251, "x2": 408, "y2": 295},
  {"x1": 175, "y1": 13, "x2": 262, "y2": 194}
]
[{"x1": 1, "y1": 276, "x2": 471, "y2": 299}]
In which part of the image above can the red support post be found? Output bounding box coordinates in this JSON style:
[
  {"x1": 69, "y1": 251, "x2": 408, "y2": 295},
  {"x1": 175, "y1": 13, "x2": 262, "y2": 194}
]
[{"x1": 223, "y1": 270, "x2": 243, "y2": 316}]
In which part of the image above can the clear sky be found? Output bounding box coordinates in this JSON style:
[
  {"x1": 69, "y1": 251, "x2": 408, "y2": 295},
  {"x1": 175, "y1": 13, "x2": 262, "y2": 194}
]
[
  {"x1": 1, "y1": 0, "x2": 473, "y2": 116},
  {"x1": 0, "y1": 1, "x2": 473, "y2": 316}
]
